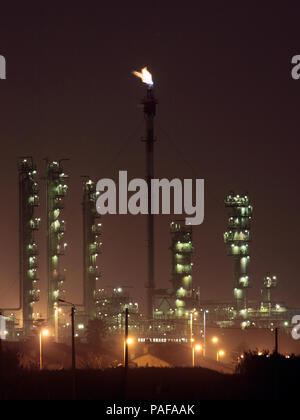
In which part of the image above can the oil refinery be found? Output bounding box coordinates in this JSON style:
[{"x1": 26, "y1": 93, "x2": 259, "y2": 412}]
[{"x1": 0, "y1": 69, "x2": 298, "y2": 352}]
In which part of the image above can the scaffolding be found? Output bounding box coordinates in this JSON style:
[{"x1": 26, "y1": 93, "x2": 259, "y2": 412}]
[
  {"x1": 82, "y1": 178, "x2": 102, "y2": 320},
  {"x1": 224, "y1": 192, "x2": 252, "y2": 315},
  {"x1": 46, "y1": 161, "x2": 68, "y2": 331},
  {"x1": 19, "y1": 157, "x2": 40, "y2": 336}
]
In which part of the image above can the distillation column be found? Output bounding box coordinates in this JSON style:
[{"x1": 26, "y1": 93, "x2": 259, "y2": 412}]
[
  {"x1": 170, "y1": 221, "x2": 193, "y2": 317},
  {"x1": 46, "y1": 161, "x2": 68, "y2": 332},
  {"x1": 19, "y1": 158, "x2": 40, "y2": 336},
  {"x1": 82, "y1": 179, "x2": 102, "y2": 320},
  {"x1": 224, "y1": 193, "x2": 252, "y2": 315}
]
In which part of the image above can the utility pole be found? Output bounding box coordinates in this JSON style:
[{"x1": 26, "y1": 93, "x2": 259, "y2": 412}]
[
  {"x1": 274, "y1": 327, "x2": 278, "y2": 355},
  {"x1": 58, "y1": 299, "x2": 76, "y2": 399},
  {"x1": 122, "y1": 307, "x2": 129, "y2": 400},
  {"x1": 203, "y1": 310, "x2": 207, "y2": 357},
  {"x1": 71, "y1": 306, "x2": 76, "y2": 370},
  {"x1": 124, "y1": 308, "x2": 129, "y2": 370}
]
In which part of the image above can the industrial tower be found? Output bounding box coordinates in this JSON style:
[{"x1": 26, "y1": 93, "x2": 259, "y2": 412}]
[
  {"x1": 46, "y1": 161, "x2": 68, "y2": 331},
  {"x1": 142, "y1": 84, "x2": 157, "y2": 319},
  {"x1": 82, "y1": 178, "x2": 102, "y2": 320},
  {"x1": 170, "y1": 221, "x2": 194, "y2": 317},
  {"x1": 19, "y1": 157, "x2": 40, "y2": 336},
  {"x1": 224, "y1": 192, "x2": 252, "y2": 314},
  {"x1": 260, "y1": 273, "x2": 278, "y2": 312}
]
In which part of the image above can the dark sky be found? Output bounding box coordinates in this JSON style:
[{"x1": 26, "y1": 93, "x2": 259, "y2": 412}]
[{"x1": 0, "y1": 1, "x2": 300, "y2": 318}]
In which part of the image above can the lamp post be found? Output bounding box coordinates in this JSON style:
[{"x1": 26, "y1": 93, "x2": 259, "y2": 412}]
[
  {"x1": 39, "y1": 328, "x2": 49, "y2": 370},
  {"x1": 203, "y1": 309, "x2": 208, "y2": 357},
  {"x1": 54, "y1": 307, "x2": 62, "y2": 343},
  {"x1": 190, "y1": 310, "x2": 198, "y2": 365},
  {"x1": 193, "y1": 344, "x2": 202, "y2": 367},
  {"x1": 217, "y1": 350, "x2": 225, "y2": 362},
  {"x1": 123, "y1": 337, "x2": 134, "y2": 366}
]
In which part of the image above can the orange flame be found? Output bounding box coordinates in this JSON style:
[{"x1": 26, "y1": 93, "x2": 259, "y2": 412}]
[{"x1": 132, "y1": 66, "x2": 153, "y2": 86}]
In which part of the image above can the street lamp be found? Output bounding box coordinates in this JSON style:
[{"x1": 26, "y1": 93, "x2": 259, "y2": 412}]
[
  {"x1": 123, "y1": 337, "x2": 134, "y2": 366},
  {"x1": 212, "y1": 336, "x2": 219, "y2": 344},
  {"x1": 189, "y1": 310, "x2": 198, "y2": 365},
  {"x1": 203, "y1": 309, "x2": 209, "y2": 357},
  {"x1": 39, "y1": 328, "x2": 49, "y2": 370},
  {"x1": 54, "y1": 307, "x2": 62, "y2": 343},
  {"x1": 217, "y1": 350, "x2": 225, "y2": 362},
  {"x1": 192, "y1": 344, "x2": 202, "y2": 367}
]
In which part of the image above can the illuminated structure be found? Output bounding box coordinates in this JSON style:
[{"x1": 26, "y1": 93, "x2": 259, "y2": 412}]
[
  {"x1": 170, "y1": 221, "x2": 194, "y2": 317},
  {"x1": 46, "y1": 161, "x2": 68, "y2": 330},
  {"x1": 224, "y1": 193, "x2": 252, "y2": 315},
  {"x1": 82, "y1": 178, "x2": 102, "y2": 319},
  {"x1": 95, "y1": 287, "x2": 140, "y2": 333},
  {"x1": 260, "y1": 273, "x2": 278, "y2": 312},
  {"x1": 133, "y1": 67, "x2": 157, "y2": 319},
  {"x1": 19, "y1": 157, "x2": 40, "y2": 335}
]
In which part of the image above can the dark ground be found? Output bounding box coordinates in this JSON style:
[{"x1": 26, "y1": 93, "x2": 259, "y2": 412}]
[{"x1": 0, "y1": 350, "x2": 299, "y2": 400}]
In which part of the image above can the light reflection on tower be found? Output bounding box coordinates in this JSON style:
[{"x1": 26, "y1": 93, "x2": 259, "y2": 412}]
[
  {"x1": 19, "y1": 157, "x2": 40, "y2": 336},
  {"x1": 170, "y1": 221, "x2": 194, "y2": 317},
  {"x1": 82, "y1": 178, "x2": 102, "y2": 320},
  {"x1": 46, "y1": 160, "x2": 68, "y2": 331},
  {"x1": 224, "y1": 192, "x2": 252, "y2": 315}
]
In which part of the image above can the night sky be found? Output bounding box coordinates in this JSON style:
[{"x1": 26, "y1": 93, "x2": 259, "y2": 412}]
[{"x1": 0, "y1": 1, "x2": 300, "y2": 318}]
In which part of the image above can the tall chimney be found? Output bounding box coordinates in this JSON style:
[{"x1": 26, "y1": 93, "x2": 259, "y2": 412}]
[{"x1": 142, "y1": 86, "x2": 157, "y2": 319}]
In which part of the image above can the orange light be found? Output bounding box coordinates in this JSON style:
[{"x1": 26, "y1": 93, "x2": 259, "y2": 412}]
[
  {"x1": 212, "y1": 336, "x2": 219, "y2": 343},
  {"x1": 132, "y1": 67, "x2": 153, "y2": 86},
  {"x1": 42, "y1": 329, "x2": 49, "y2": 337},
  {"x1": 218, "y1": 350, "x2": 225, "y2": 357},
  {"x1": 126, "y1": 338, "x2": 134, "y2": 345},
  {"x1": 195, "y1": 344, "x2": 202, "y2": 351}
]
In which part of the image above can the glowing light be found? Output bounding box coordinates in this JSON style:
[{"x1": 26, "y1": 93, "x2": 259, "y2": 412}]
[
  {"x1": 195, "y1": 344, "x2": 202, "y2": 351},
  {"x1": 212, "y1": 336, "x2": 219, "y2": 344},
  {"x1": 42, "y1": 329, "x2": 49, "y2": 336},
  {"x1": 132, "y1": 66, "x2": 153, "y2": 86},
  {"x1": 127, "y1": 337, "x2": 134, "y2": 345}
]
